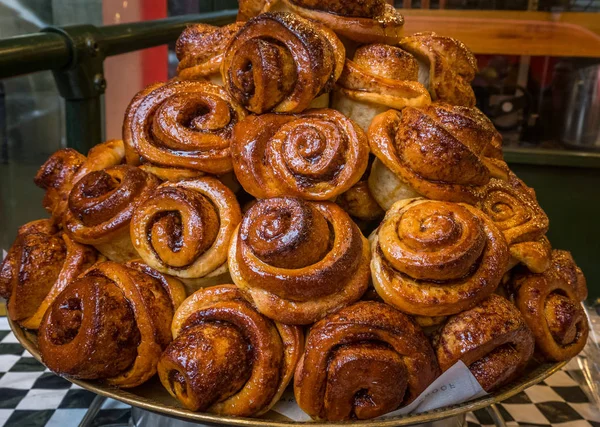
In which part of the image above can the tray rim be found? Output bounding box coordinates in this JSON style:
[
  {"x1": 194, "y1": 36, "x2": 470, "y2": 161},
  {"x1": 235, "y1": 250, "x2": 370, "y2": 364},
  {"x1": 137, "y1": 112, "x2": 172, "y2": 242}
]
[{"x1": 9, "y1": 317, "x2": 567, "y2": 427}]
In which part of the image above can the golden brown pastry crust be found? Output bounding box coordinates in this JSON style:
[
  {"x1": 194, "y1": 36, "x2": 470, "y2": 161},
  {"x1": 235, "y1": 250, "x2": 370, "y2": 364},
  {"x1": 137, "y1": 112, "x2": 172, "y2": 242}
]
[
  {"x1": 400, "y1": 32, "x2": 477, "y2": 107},
  {"x1": 123, "y1": 80, "x2": 247, "y2": 174},
  {"x1": 229, "y1": 197, "x2": 370, "y2": 325},
  {"x1": 510, "y1": 250, "x2": 588, "y2": 361},
  {"x1": 294, "y1": 301, "x2": 440, "y2": 421},
  {"x1": 38, "y1": 261, "x2": 185, "y2": 388},
  {"x1": 232, "y1": 108, "x2": 369, "y2": 200},
  {"x1": 433, "y1": 294, "x2": 534, "y2": 392},
  {"x1": 130, "y1": 177, "x2": 242, "y2": 292},
  {"x1": 336, "y1": 180, "x2": 384, "y2": 221},
  {"x1": 221, "y1": 12, "x2": 345, "y2": 114},
  {"x1": 368, "y1": 104, "x2": 508, "y2": 206},
  {"x1": 159, "y1": 285, "x2": 303, "y2": 416},
  {"x1": 0, "y1": 220, "x2": 98, "y2": 330},
  {"x1": 370, "y1": 198, "x2": 510, "y2": 316}
]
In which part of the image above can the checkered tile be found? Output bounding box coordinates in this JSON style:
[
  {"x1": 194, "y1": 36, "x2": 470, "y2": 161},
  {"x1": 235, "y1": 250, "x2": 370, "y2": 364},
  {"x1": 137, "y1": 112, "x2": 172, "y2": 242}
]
[{"x1": 0, "y1": 312, "x2": 599, "y2": 426}]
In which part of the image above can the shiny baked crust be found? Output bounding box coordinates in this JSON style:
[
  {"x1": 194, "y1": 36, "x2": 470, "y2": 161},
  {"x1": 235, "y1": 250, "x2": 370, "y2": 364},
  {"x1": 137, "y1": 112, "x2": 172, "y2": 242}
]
[
  {"x1": 38, "y1": 260, "x2": 185, "y2": 388},
  {"x1": 370, "y1": 198, "x2": 510, "y2": 316},
  {"x1": 221, "y1": 12, "x2": 345, "y2": 114},
  {"x1": 400, "y1": 32, "x2": 477, "y2": 107},
  {"x1": 229, "y1": 197, "x2": 370, "y2": 325},
  {"x1": 123, "y1": 80, "x2": 247, "y2": 174},
  {"x1": 294, "y1": 301, "x2": 440, "y2": 421},
  {"x1": 232, "y1": 108, "x2": 369, "y2": 200},
  {"x1": 510, "y1": 250, "x2": 588, "y2": 361},
  {"x1": 159, "y1": 285, "x2": 303, "y2": 416}
]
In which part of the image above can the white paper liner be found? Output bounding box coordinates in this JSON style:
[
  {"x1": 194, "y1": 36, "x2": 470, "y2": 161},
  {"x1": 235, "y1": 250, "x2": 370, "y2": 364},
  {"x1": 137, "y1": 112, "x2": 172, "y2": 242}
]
[{"x1": 272, "y1": 361, "x2": 487, "y2": 421}]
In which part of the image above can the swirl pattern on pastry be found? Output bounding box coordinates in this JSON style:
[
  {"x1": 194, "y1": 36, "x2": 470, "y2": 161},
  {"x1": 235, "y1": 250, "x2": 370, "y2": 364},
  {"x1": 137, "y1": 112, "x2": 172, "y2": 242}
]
[
  {"x1": 38, "y1": 261, "x2": 186, "y2": 388},
  {"x1": 229, "y1": 197, "x2": 370, "y2": 324},
  {"x1": 368, "y1": 104, "x2": 508, "y2": 208},
  {"x1": 0, "y1": 220, "x2": 98, "y2": 330},
  {"x1": 158, "y1": 285, "x2": 302, "y2": 416},
  {"x1": 294, "y1": 301, "x2": 440, "y2": 421},
  {"x1": 221, "y1": 12, "x2": 345, "y2": 114},
  {"x1": 510, "y1": 250, "x2": 588, "y2": 361},
  {"x1": 232, "y1": 108, "x2": 369, "y2": 200},
  {"x1": 433, "y1": 294, "x2": 534, "y2": 392},
  {"x1": 130, "y1": 177, "x2": 242, "y2": 291},
  {"x1": 123, "y1": 80, "x2": 247, "y2": 174},
  {"x1": 399, "y1": 32, "x2": 477, "y2": 107},
  {"x1": 370, "y1": 198, "x2": 509, "y2": 316},
  {"x1": 64, "y1": 165, "x2": 159, "y2": 261}
]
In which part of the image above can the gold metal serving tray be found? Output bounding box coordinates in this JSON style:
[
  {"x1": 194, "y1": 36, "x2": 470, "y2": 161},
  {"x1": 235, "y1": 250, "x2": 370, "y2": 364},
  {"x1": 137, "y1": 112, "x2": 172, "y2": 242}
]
[{"x1": 10, "y1": 318, "x2": 566, "y2": 427}]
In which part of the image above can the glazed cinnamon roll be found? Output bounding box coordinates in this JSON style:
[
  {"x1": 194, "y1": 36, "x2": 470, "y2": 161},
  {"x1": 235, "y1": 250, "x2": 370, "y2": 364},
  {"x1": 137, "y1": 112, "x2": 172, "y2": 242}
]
[
  {"x1": 64, "y1": 165, "x2": 159, "y2": 262},
  {"x1": 399, "y1": 32, "x2": 477, "y2": 107},
  {"x1": 232, "y1": 109, "x2": 369, "y2": 200},
  {"x1": 336, "y1": 159, "x2": 384, "y2": 221},
  {"x1": 229, "y1": 197, "x2": 370, "y2": 325},
  {"x1": 333, "y1": 44, "x2": 430, "y2": 130},
  {"x1": 294, "y1": 301, "x2": 440, "y2": 421},
  {"x1": 509, "y1": 250, "x2": 589, "y2": 361},
  {"x1": 479, "y1": 172, "x2": 551, "y2": 272},
  {"x1": 176, "y1": 22, "x2": 244, "y2": 83},
  {"x1": 123, "y1": 80, "x2": 246, "y2": 174},
  {"x1": 158, "y1": 285, "x2": 303, "y2": 416},
  {"x1": 130, "y1": 177, "x2": 242, "y2": 294},
  {"x1": 368, "y1": 104, "x2": 508, "y2": 209},
  {"x1": 221, "y1": 12, "x2": 345, "y2": 114},
  {"x1": 0, "y1": 220, "x2": 98, "y2": 330},
  {"x1": 433, "y1": 294, "x2": 535, "y2": 392},
  {"x1": 370, "y1": 198, "x2": 510, "y2": 316},
  {"x1": 38, "y1": 261, "x2": 186, "y2": 388}
]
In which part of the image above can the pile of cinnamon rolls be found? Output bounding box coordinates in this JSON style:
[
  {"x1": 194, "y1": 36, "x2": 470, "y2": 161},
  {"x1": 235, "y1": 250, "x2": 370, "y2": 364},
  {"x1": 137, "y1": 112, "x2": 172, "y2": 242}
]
[{"x1": 0, "y1": 0, "x2": 590, "y2": 422}]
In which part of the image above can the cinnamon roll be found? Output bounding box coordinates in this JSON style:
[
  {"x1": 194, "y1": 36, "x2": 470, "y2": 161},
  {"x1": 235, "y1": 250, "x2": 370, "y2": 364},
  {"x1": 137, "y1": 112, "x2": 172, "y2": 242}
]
[
  {"x1": 333, "y1": 44, "x2": 430, "y2": 130},
  {"x1": 509, "y1": 250, "x2": 588, "y2": 361},
  {"x1": 221, "y1": 12, "x2": 345, "y2": 114},
  {"x1": 294, "y1": 301, "x2": 440, "y2": 421},
  {"x1": 232, "y1": 108, "x2": 369, "y2": 200},
  {"x1": 130, "y1": 177, "x2": 242, "y2": 294},
  {"x1": 368, "y1": 104, "x2": 508, "y2": 209},
  {"x1": 370, "y1": 198, "x2": 510, "y2": 316},
  {"x1": 479, "y1": 172, "x2": 551, "y2": 272},
  {"x1": 0, "y1": 220, "x2": 98, "y2": 330},
  {"x1": 64, "y1": 165, "x2": 159, "y2": 262},
  {"x1": 228, "y1": 197, "x2": 370, "y2": 325},
  {"x1": 123, "y1": 80, "x2": 247, "y2": 174},
  {"x1": 176, "y1": 22, "x2": 244, "y2": 83},
  {"x1": 336, "y1": 159, "x2": 384, "y2": 221},
  {"x1": 433, "y1": 294, "x2": 535, "y2": 392},
  {"x1": 399, "y1": 32, "x2": 477, "y2": 107},
  {"x1": 158, "y1": 285, "x2": 303, "y2": 416},
  {"x1": 38, "y1": 261, "x2": 186, "y2": 388}
]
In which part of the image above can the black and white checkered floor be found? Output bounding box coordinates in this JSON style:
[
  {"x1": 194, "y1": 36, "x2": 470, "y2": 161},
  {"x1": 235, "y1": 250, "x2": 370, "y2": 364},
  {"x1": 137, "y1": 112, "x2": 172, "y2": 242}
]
[{"x1": 1, "y1": 315, "x2": 599, "y2": 427}]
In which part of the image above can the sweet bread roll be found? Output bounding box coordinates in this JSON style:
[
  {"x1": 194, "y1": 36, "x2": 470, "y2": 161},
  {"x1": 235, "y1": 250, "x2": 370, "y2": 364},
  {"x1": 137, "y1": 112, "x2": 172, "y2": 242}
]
[
  {"x1": 370, "y1": 198, "x2": 509, "y2": 316},
  {"x1": 336, "y1": 180, "x2": 384, "y2": 222},
  {"x1": 130, "y1": 177, "x2": 242, "y2": 294},
  {"x1": 158, "y1": 285, "x2": 302, "y2": 416},
  {"x1": 176, "y1": 22, "x2": 244, "y2": 83},
  {"x1": 123, "y1": 80, "x2": 247, "y2": 174},
  {"x1": 510, "y1": 250, "x2": 588, "y2": 361},
  {"x1": 38, "y1": 261, "x2": 185, "y2": 388},
  {"x1": 232, "y1": 108, "x2": 369, "y2": 200},
  {"x1": 294, "y1": 301, "x2": 440, "y2": 421},
  {"x1": 433, "y1": 294, "x2": 535, "y2": 392},
  {"x1": 64, "y1": 165, "x2": 159, "y2": 262},
  {"x1": 479, "y1": 172, "x2": 551, "y2": 272},
  {"x1": 221, "y1": 12, "x2": 344, "y2": 114},
  {"x1": 0, "y1": 220, "x2": 98, "y2": 330},
  {"x1": 399, "y1": 32, "x2": 477, "y2": 107},
  {"x1": 368, "y1": 104, "x2": 508, "y2": 209},
  {"x1": 229, "y1": 197, "x2": 370, "y2": 324},
  {"x1": 333, "y1": 44, "x2": 430, "y2": 130},
  {"x1": 35, "y1": 140, "x2": 125, "y2": 222}
]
